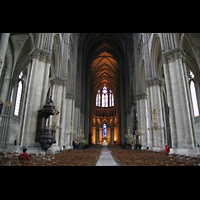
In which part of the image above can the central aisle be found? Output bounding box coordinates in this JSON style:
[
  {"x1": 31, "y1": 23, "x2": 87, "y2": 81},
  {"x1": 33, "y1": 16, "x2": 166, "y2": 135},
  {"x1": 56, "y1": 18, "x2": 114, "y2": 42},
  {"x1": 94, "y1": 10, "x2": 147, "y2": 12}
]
[{"x1": 96, "y1": 146, "x2": 118, "y2": 166}]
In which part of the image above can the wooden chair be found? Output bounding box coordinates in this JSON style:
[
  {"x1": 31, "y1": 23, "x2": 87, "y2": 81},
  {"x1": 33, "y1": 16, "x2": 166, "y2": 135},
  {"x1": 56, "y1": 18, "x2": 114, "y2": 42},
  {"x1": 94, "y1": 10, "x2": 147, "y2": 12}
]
[
  {"x1": 30, "y1": 154, "x2": 36, "y2": 158},
  {"x1": 12, "y1": 152, "x2": 19, "y2": 156},
  {"x1": 185, "y1": 156, "x2": 190, "y2": 160},
  {"x1": 10, "y1": 163, "x2": 21, "y2": 166},
  {"x1": 24, "y1": 161, "x2": 35, "y2": 166},
  {"x1": 30, "y1": 158, "x2": 38, "y2": 164},
  {"x1": 0, "y1": 152, "x2": 5, "y2": 157},
  {"x1": 19, "y1": 156, "x2": 27, "y2": 165},
  {"x1": 10, "y1": 161, "x2": 21, "y2": 166},
  {"x1": 6, "y1": 152, "x2": 12, "y2": 158},
  {"x1": 2, "y1": 157, "x2": 11, "y2": 165},
  {"x1": 38, "y1": 153, "x2": 43, "y2": 158},
  {"x1": 11, "y1": 156, "x2": 19, "y2": 162},
  {"x1": 0, "y1": 152, "x2": 5, "y2": 164}
]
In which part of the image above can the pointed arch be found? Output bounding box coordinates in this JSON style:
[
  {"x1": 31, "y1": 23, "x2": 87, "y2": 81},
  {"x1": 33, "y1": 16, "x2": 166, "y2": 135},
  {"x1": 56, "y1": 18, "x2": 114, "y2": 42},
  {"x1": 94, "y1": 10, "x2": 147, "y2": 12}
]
[
  {"x1": 66, "y1": 59, "x2": 72, "y2": 94},
  {"x1": 52, "y1": 35, "x2": 61, "y2": 77},
  {"x1": 150, "y1": 34, "x2": 162, "y2": 78},
  {"x1": 140, "y1": 60, "x2": 146, "y2": 93}
]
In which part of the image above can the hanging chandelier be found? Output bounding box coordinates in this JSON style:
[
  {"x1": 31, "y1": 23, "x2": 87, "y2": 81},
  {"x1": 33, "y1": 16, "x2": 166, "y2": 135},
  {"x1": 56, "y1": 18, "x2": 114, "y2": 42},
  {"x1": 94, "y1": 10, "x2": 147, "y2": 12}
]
[
  {"x1": 0, "y1": 96, "x2": 12, "y2": 107},
  {"x1": 125, "y1": 127, "x2": 132, "y2": 139},
  {"x1": 67, "y1": 120, "x2": 76, "y2": 148},
  {"x1": 136, "y1": 120, "x2": 144, "y2": 136},
  {"x1": 148, "y1": 107, "x2": 164, "y2": 131}
]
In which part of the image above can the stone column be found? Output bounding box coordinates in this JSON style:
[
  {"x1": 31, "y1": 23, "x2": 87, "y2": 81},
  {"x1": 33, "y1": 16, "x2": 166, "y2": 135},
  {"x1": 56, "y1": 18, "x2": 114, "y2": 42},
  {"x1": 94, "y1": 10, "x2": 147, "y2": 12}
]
[
  {"x1": 96, "y1": 129, "x2": 99, "y2": 144},
  {"x1": 136, "y1": 93, "x2": 148, "y2": 147},
  {"x1": 114, "y1": 126, "x2": 119, "y2": 144},
  {"x1": 65, "y1": 93, "x2": 73, "y2": 146},
  {"x1": 146, "y1": 78, "x2": 165, "y2": 149},
  {"x1": 162, "y1": 55, "x2": 177, "y2": 148},
  {"x1": 92, "y1": 126, "x2": 96, "y2": 144},
  {"x1": 99, "y1": 127, "x2": 103, "y2": 143},
  {"x1": 110, "y1": 129, "x2": 113, "y2": 144},
  {"x1": 107, "y1": 127, "x2": 111, "y2": 144},
  {"x1": 55, "y1": 84, "x2": 62, "y2": 147},
  {"x1": 146, "y1": 86, "x2": 153, "y2": 148},
  {"x1": 0, "y1": 33, "x2": 10, "y2": 78},
  {"x1": 40, "y1": 53, "x2": 52, "y2": 107},
  {"x1": 60, "y1": 81, "x2": 67, "y2": 147},
  {"x1": 21, "y1": 49, "x2": 47, "y2": 147},
  {"x1": 163, "y1": 49, "x2": 195, "y2": 148},
  {"x1": 21, "y1": 50, "x2": 39, "y2": 146}
]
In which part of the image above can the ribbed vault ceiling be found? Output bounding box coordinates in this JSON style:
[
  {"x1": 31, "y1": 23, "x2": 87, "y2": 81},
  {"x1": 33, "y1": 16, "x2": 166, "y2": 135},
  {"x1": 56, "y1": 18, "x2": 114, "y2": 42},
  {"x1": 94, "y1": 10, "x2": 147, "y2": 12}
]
[
  {"x1": 91, "y1": 51, "x2": 119, "y2": 95},
  {"x1": 81, "y1": 33, "x2": 128, "y2": 105}
]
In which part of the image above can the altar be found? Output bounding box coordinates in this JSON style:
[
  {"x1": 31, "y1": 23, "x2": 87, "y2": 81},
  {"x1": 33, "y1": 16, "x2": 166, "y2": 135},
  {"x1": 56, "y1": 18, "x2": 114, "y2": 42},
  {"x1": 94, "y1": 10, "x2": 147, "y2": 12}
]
[{"x1": 102, "y1": 137, "x2": 107, "y2": 146}]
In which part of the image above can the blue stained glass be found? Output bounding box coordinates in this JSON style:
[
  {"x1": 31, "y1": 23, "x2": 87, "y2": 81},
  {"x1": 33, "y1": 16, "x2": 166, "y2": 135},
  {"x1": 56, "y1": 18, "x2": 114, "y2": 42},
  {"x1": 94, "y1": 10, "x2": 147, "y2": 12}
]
[{"x1": 103, "y1": 123, "x2": 107, "y2": 138}]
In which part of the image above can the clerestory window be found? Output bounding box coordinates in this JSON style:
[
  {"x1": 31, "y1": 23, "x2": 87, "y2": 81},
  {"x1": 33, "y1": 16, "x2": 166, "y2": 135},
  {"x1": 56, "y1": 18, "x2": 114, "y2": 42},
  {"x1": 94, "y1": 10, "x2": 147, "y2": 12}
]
[
  {"x1": 14, "y1": 71, "x2": 23, "y2": 116},
  {"x1": 189, "y1": 70, "x2": 199, "y2": 117},
  {"x1": 95, "y1": 86, "x2": 114, "y2": 107}
]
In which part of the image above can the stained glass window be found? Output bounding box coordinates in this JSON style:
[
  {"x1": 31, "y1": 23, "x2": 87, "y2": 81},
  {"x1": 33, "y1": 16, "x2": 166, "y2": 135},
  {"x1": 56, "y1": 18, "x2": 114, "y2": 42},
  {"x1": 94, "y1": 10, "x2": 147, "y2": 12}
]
[
  {"x1": 112, "y1": 94, "x2": 114, "y2": 106},
  {"x1": 103, "y1": 123, "x2": 107, "y2": 138},
  {"x1": 102, "y1": 93, "x2": 105, "y2": 107},
  {"x1": 95, "y1": 87, "x2": 114, "y2": 107},
  {"x1": 189, "y1": 70, "x2": 199, "y2": 117},
  {"x1": 109, "y1": 93, "x2": 112, "y2": 107},
  {"x1": 190, "y1": 80, "x2": 199, "y2": 117},
  {"x1": 96, "y1": 90, "x2": 101, "y2": 107},
  {"x1": 14, "y1": 71, "x2": 23, "y2": 116},
  {"x1": 96, "y1": 94, "x2": 98, "y2": 106},
  {"x1": 98, "y1": 90, "x2": 100, "y2": 107},
  {"x1": 109, "y1": 90, "x2": 114, "y2": 107},
  {"x1": 105, "y1": 94, "x2": 108, "y2": 107},
  {"x1": 102, "y1": 87, "x2": 108, "y2": 107}
]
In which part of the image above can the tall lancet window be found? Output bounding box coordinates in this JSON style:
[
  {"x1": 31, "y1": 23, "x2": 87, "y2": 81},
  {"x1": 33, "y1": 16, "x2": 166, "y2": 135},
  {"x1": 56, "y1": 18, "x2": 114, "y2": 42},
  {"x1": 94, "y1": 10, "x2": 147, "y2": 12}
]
[
  {"x1": 189, "y1": 70, "x2": 199, "y2": 117},
  {"x1": 14, "y1": 71, "x2": 23, "y2": 116},
  {"x1": 103, "y1": 123, "x2": 107, "y2": 137},
  {"x1": 96, "y1": 90, "x2": 101, "y2": 107},
  {"x1": 109, "y1": 90, "x2": 114, "y2": 107},
  {"x1": 102, "y1": 86, "x2": 108, "y2": 107}
]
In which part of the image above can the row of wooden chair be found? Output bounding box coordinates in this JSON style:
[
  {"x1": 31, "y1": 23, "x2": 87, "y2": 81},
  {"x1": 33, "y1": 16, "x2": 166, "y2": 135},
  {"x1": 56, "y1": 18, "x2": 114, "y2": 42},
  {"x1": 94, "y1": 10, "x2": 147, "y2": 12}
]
[
  {"x1": 108, "y1": 145, "x2": 122, "y2": 150},
  {"x1": 111, "y1": 149, "x2": 200, "y2": 166},
  {"x1": 0, "y1": 149, "x2": 101, "y2": 166}
]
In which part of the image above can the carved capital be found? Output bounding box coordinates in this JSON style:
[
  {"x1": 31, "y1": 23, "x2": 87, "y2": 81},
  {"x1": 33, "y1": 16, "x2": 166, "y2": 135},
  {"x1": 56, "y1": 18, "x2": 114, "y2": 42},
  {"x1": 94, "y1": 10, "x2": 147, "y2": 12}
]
[
  {"x1": 0, "y1": 59, "x2": 3, "y2": 68},
  {"x1": 46, "y1": 54, "x2": 52, "y2": 64},
  {"x1": 166, "y1": 51, "x2": 175, "y2": 63},
  {"x1": 65, "y1": 92, "x2": 73, "y2": 99},
  {"x1": 50, "y1": 77, "x2": 67, "y2": 86},
  {"x1": 29, "y1": 49, "x2": 40, "y2": 60},
  {"x1": 75, "y1": 102, "x2": 81, "y2": 108},
  {"x1": 161, "y1": 55, "x2": 168, "y2": 65},
  {"x1": 39, "y1": 51, "x2": 49, "y2": 62},
  {"x1": 162, "y1": 48, "x2": 186, "y2": 63},
  {"x1": 146, "y1": 77, "x2": 162, "y2": 87},
  {"x1": 136, "y1": 93, "x2": 147, "y2": 100},
  {"x1": 29, "y1": 48, "x2": 52, "y2": 63}
]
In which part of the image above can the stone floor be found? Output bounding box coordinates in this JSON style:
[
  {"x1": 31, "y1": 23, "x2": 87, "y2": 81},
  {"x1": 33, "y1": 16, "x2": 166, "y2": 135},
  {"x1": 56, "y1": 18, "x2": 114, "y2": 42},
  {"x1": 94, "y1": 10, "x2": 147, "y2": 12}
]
[{"x1": 96, "y1": 146, "x2": 118, "y2": 166}]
